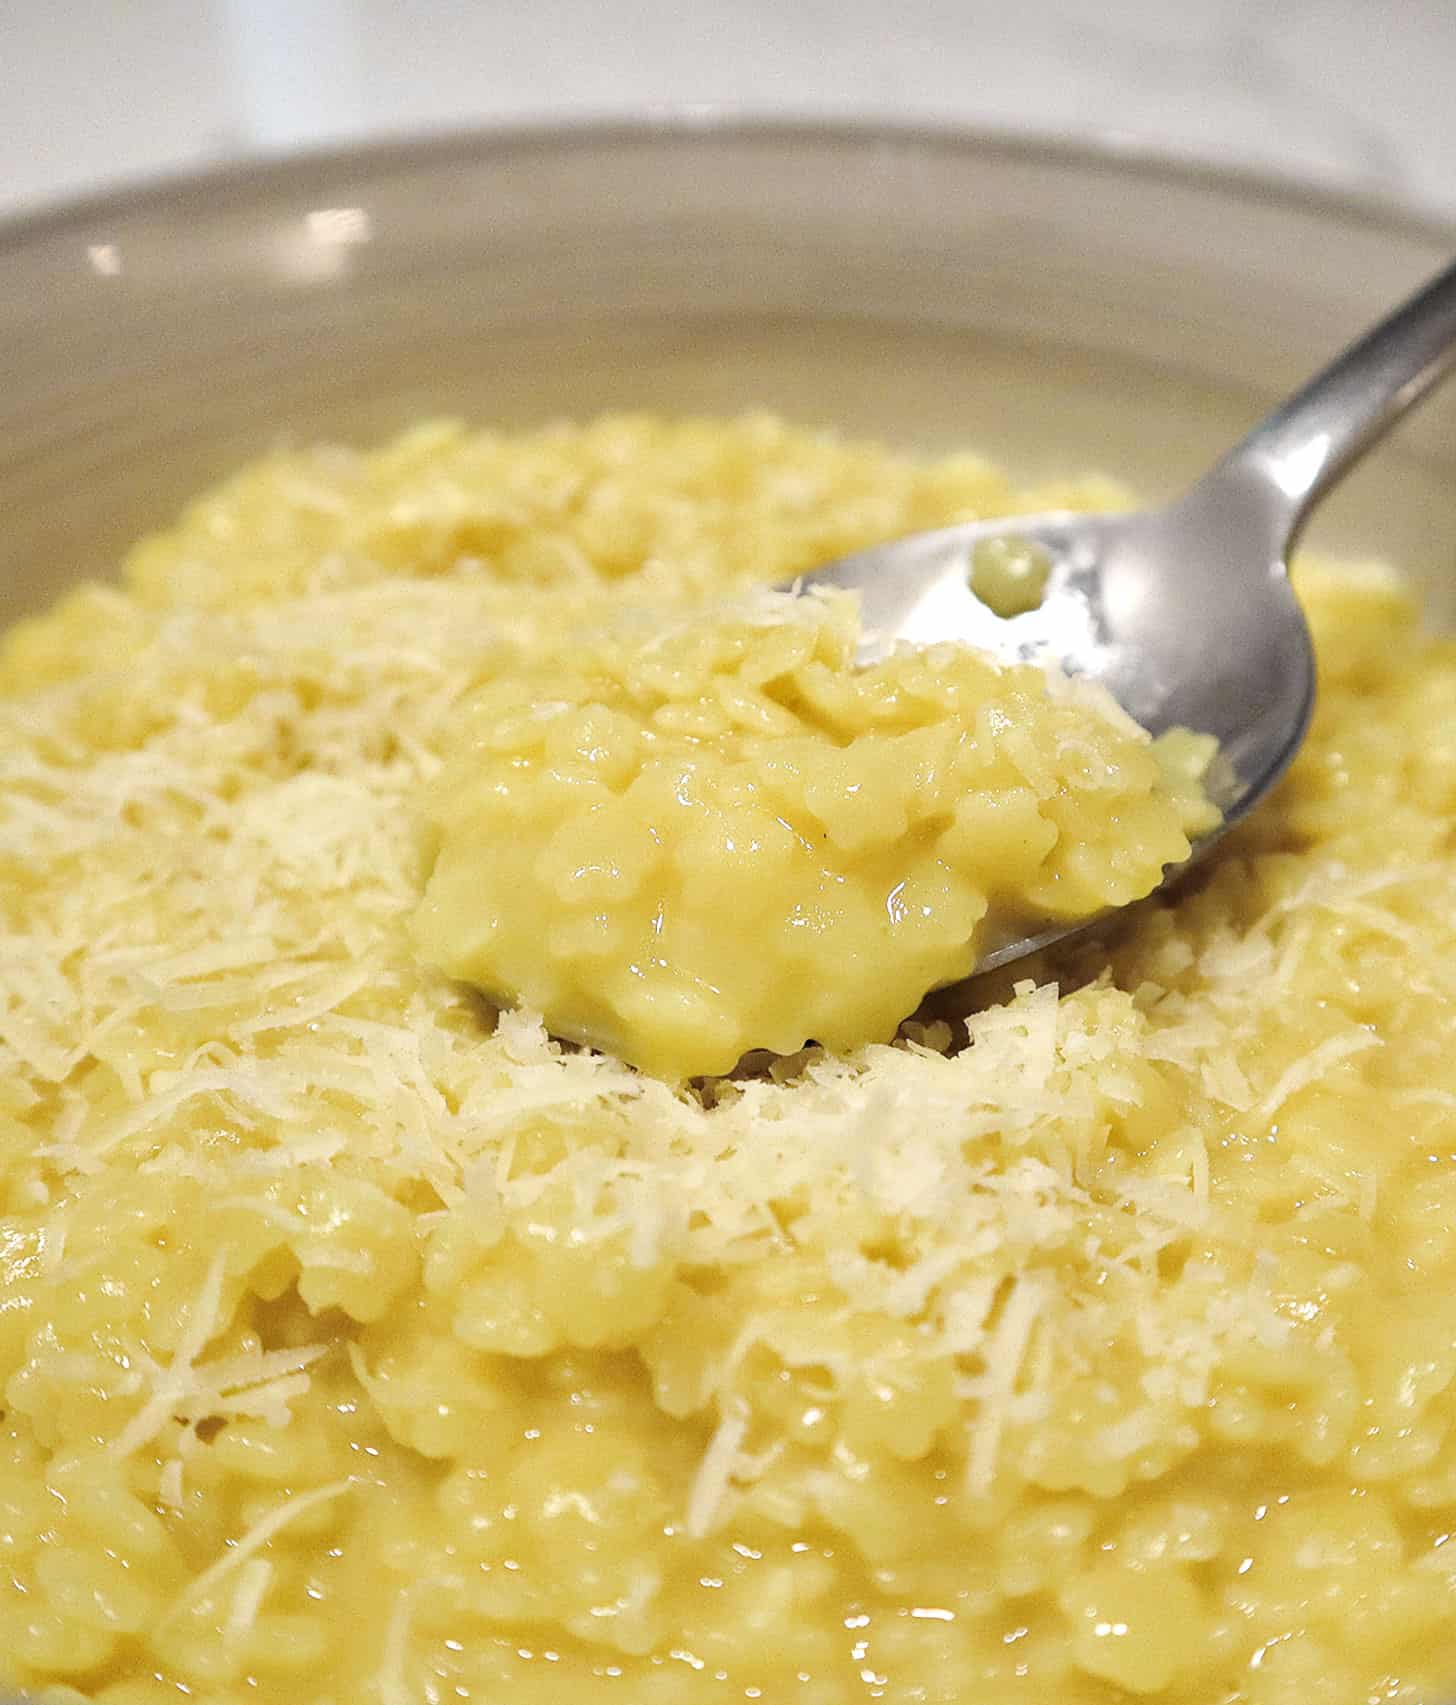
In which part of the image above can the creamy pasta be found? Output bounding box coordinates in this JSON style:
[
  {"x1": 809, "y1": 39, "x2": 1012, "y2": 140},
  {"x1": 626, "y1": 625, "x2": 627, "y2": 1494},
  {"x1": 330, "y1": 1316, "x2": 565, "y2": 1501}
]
[{"x1": 1, "y1": 416, "x2": 1453, "y2": 1705}]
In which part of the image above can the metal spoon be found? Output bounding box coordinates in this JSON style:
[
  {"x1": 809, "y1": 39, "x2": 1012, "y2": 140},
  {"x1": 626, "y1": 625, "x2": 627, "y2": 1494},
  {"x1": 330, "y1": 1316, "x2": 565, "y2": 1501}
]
[{"x1": 789, "y1": 255, "x2": 1456, "y2": 975}]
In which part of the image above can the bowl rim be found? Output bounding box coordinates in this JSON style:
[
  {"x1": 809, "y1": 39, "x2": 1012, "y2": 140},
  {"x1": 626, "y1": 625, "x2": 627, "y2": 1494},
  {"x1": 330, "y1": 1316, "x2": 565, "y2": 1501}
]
[{"x1": 2, "y1": 113, "x2": 1453, "y2": 256}]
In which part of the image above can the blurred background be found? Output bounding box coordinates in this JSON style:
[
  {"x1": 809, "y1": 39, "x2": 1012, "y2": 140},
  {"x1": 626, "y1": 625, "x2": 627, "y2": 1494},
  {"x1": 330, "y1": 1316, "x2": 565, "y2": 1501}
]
[{"x1": 2, "y1": 0, "x2": 1454, "y2": 220}]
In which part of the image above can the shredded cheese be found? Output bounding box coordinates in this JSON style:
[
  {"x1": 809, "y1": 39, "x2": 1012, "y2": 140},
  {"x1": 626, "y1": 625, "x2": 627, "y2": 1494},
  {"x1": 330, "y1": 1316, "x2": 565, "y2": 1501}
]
[
  {"x1": 160, "y1": 1481, "x2": 352, "y2": 1626},
  {"x1": 686, "y1": 1399, "x2": 752, "y2": 1538}
]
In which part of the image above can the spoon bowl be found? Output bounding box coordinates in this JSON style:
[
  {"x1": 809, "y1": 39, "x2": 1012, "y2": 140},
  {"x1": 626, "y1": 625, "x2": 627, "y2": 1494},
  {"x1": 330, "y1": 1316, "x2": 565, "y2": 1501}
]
[{"x1": 790, "y1": 254, "x2": 1456, "y2": 976}]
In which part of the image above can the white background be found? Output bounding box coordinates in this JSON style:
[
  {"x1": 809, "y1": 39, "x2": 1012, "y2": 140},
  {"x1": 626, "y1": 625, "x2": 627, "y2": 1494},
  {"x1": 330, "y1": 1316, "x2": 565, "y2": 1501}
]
[{"x1": 2, "y1": 0, "x2": 1454, "y2": 221}]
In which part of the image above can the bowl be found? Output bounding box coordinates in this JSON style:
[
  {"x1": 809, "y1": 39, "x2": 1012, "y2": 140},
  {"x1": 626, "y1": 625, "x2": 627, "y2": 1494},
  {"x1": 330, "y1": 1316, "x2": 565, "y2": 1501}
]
[
  {"x1": 2, "y1": 121, "x2": 1453, "y2": 630},
  {"x1": 2, "y1": 122, "x2": 1454, "y2": 1705}
]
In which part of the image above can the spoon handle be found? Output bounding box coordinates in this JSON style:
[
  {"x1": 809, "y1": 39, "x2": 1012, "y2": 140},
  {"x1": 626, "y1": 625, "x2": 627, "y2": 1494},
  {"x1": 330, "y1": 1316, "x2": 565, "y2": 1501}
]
[{"x1": 1215, "y1": 254, "x2": 1456, "y2": 541}]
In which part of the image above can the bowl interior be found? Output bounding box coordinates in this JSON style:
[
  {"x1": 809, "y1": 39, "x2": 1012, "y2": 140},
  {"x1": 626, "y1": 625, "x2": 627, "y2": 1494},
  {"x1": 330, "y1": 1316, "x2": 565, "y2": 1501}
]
[{"x1": 2, "y1": 125, "x2": 1453, "y2": 625}]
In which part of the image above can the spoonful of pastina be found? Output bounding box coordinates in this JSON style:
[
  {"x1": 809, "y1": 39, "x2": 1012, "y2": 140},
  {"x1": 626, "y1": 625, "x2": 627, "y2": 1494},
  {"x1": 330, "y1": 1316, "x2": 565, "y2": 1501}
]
[{"x1": 785, "y1": 254, "x2": 1456, "y2": 975}]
